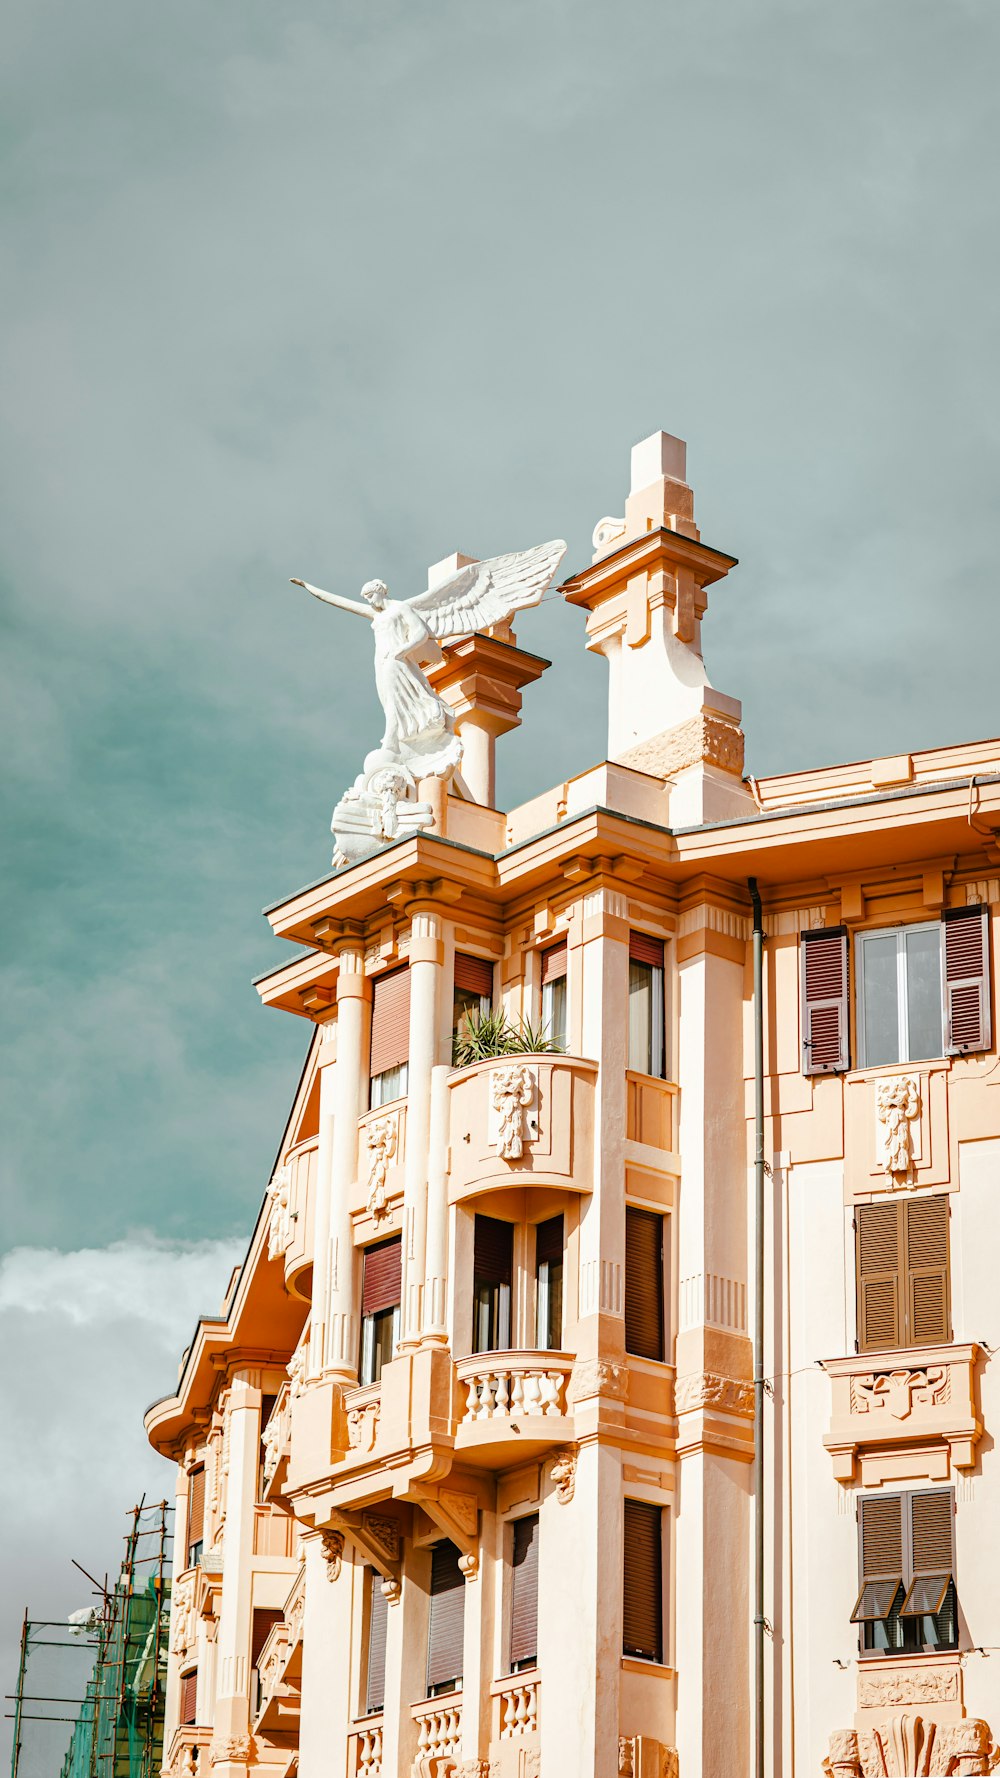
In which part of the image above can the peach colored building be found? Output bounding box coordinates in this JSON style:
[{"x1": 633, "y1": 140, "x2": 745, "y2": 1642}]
[{"x1": 146, "y1": 434, "x2": 1000, "y2": 1778}]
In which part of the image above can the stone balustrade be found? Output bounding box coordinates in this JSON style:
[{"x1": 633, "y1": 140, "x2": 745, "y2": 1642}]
[
  {"x1": 496, "y1": 1673, "x2": 539, "y2": 1739},
  {"x1": 163, "y1": 1725, "x2": 212, "y2": 1778},
  {"x1": 411, "y1": 1698, "x2": 462, "y2": 1769},
  {"x1": 255, "y1": 1620, "x2": 291, "y2": 1719},
  {"x1": 821, "y1": 1342, "x2": 983, "y2": 1484},
  {"x1": 456, "y1": 1352, "x2": 572, "y2": 1422},
  {"x1": 350, "y1": 1721, "x2": 383, "y2": 1777}
]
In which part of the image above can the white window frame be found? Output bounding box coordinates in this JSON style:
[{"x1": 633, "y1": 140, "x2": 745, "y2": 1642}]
[{"x1": 855, "y1": 922, "x2": 944, "y2": 1068}]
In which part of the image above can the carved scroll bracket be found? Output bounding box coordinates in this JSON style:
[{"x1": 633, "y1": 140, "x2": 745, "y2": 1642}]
[
  {"x1": 408, "y1": 1483, "x2": 480, "y2": 1581},
  {"x1": 328, "y1": 1508, "x2": 403, "y2": 1601}
]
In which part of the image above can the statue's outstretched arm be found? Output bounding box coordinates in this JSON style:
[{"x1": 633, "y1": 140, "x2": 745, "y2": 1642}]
[{"x1": 290, "y1": 578, "x2": 372, "y2": 619}]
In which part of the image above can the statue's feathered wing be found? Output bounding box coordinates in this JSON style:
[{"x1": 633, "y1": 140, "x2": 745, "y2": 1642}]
[{"x1": 408, "y1": 539, "x2": 567, "y2": 641}]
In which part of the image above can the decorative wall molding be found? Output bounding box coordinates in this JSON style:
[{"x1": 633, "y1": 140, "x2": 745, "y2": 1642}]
[
  {"x1": 966, "y1": 879, "x2": 1000, "y2": 906},
  {"x1": 169, "y1": 1572, "x2": 195, "y2": 1659},
  {"x1": 617, "y1": 710, "x2": 745, "y2": 781},
  {"x1": 763, "y1": 905, "x2": 829, "y2": 936},
  {"x1": 674, "y1": 1371, "x2": 754, "y2": 1417},
  {"x1": 823, "y1": 1716, "x2": 996, "y2": 1776},
  {"x1": 365, "y1": 1112, "x2": 398, "y2": 1221},
  {"x1": 875, "y1": 1076, "x2": 921, "y2": 1182},
  {"x1": 550, "y1": 1447, "x2": 577, "y2": 1505},
  {"x1": 490, "y1": 1063, "x2": 535, "y2": 1160},
  {"x1": 857, "y1": 1666, "x2": 959, "y2": 1708},
  {"x1": 209, "y1": 1737, "x2": 256, "y2": 1768},
  {"x1": 319, "y1": 1529, "x2": 344, "y2": 1581},
  {"x1": 265, "y1": 1165, "x2": 292, "y2": 1260},
  {"x1": 851, "y1": 1366, "x2": 949, "y2": 1420},
  {"x1": 567, "y1": 1358, "x2": 629, "y2": 1405},
  {"x1": 676, "y1": 904, "x2": 751, "y2": 942},
  {"x1": 679, "y1": 1271, "x2": 748, "y2": 1334}
]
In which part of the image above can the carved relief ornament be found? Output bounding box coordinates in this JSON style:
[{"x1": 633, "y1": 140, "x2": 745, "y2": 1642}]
[
  {"x1": 875, "y1": 1075, "x2": 921, "y2": 1182},
  {"x1": 822, "y1": 1716, "x2": 998, "y2": 1777},
  {"x1": 365, "y1": 1113, "x2": 397, "y2": 1221},
  {"x1": 491, "y1": 1064, "x2": 535, "y2": 1161},
  {"x1": 550, "y1": 1447, "x2": 577, "y2": 1505},
  {"x1": 319, "y1": 1529, "x2": 344, "y2": 1581},
  {"x1": 674, "y1": 1371, "x2": 755, "y2": 1417},
  {"x1": 851, "y1": 1365, "x2": 949, "y2": 1420}
]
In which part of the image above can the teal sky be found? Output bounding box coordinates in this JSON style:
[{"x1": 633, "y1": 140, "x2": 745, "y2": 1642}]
[{"x1": 3, "y1": 0, "x2": 1000, "y2": 1260}]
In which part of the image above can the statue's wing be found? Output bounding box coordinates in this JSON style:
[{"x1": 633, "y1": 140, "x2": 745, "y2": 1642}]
[{"x1": 409, "y1": 538, "x2": 567, "y2": 641}]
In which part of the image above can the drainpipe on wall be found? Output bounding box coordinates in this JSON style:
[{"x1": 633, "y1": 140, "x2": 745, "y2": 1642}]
[{"x1": 749, "y1": 877, "x2": 766, "y2": 1778}]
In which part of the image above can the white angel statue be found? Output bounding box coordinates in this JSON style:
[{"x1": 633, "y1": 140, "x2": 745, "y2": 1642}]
[{"x1": 292, "y1": 538, "x2": 566, "y2": 864}]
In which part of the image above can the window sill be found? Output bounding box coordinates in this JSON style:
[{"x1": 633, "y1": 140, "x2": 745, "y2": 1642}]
[{"x1": 620, "y1": 1657, "x2": 675, "y2": 1679}]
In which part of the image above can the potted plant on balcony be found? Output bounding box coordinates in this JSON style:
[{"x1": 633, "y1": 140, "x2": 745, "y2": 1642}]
[{"x1": 452, "y1": 1008, "x2": 564, "y2": 1068}]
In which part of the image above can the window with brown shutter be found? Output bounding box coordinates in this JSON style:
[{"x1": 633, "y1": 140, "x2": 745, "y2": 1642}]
[
  {"x1": 942, "y1": 907, "x2": 991, "y2": 1055},
  {"x1": 251, "y1": 1607, "x2": 283, "y2": 1715},
  {"x1": 453, "y1": 954, "x2": 494, "y2": 1042},
  {"x1": 426, "y1": 1541, "x2": 464, "y2": 1695},
  {"x1": 853, "y1": 1490, "x2": 956, "y2": 1654},
  {"x1": 365, "y1": 1569, "x2": 389, "y2": 1715},
  {"x1": 186, "y1": 1466, "x2": 205, "y2": 1568},
  {"x1": 540, "y1": 941, "x2": 568, "y2": 1050},
  {"x1": 534, "y1": 1215, "x2": 564, "y2": 1351},
  {"x1": 370, "y1": 969, "x2": 410, "y2": 1106},
  {"x1": 622, "y1": 1499, "x2": 663, "y2": 1663},
  {"x1": 625, "y1": 1207, "x2": 665, "y2": 1362},
  {"x1": 360, "y1": 1236, "x2": 402, "y2": 1385},
  {"x1": 473, "y1": 1216, "x2": 513, "y2": 1354},
  {"x1": 856, "y1": 1197, "x2": 950, "y2": 1352},
  {"x1": 179, "y1": 1669, "x2": 198, "y2": 1727},
  {"x1": 801, "y1": 928, "x2": 850, "y2": 1074},
  {"x1": 628, "y1": 934, "x2": 665, "y2": 1078},
  {"x1": 508, "y1": 1515, "x2": 539, "y2": 1672}
]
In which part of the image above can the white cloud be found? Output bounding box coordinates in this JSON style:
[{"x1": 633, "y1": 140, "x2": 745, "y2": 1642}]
[{"x1": 0, "y1": 1236, "x2": 243, "y2": 1768}]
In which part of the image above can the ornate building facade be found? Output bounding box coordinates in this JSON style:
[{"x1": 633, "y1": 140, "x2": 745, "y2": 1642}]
[{"x1": 146, "y1": 433, "x2": 1000, "y2": 1778}]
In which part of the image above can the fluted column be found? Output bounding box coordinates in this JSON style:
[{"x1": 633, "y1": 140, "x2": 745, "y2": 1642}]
[
  {"x1": 323, "y1": 941, "x2": 370, "y2": 1380},
  {"x1": 399, "y1": 908, "x2": 443, "y2": 1349},
  {"x1": 421, "y1": 1061, "x2": 451, "y2": 1343},
  {"x1": 306, "y1": 1019, "x2": 338, "y2": 1380}
]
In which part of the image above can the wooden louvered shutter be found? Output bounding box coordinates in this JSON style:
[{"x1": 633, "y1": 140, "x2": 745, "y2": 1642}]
[
  {"x1": 474, "y1": 1215, "x2": 513, "y2": 1286},
  {"x1": 905, "y1": 1196, "x2": 950, "y2": 1345},
  {"x1": 454, "y1": 953, "x2": 495, "y2": 998},
  {"x1": 179, "y1": 1669, "x2": 198, "y2": 1726},
  {"x1": 909, "y1": 1489, "x2": 954, "y2": 1575},
  {"x1": 186, "y1": 1467, "x2": 205, "y2": 1562},
  {"x1": 362, "y1": 1235, "x2": 402, "y2": 1318},
  {"x1": 860, "y1": 1493, "x2": 904, "y2": 1578},
  {"x1": 509, "y1": 1515, "x2": 539, "y2": 1670},
  {"x1": 625, "y1": 1207, "x2": 664, "y2": 1361},
  {"x1": 369, "y1": 969, "x2": 411, "y2": 1080},
  {"x1": 856, "y1": 1203, "x2": 902, "y2": 1352},
  {"x1": 365, "y1": 1570, "x2": 389, "y2": 1715},
  {"x1": 540, "y1": 940, "x2": 567, "y2": 983},
  {"x1": 426, "y1": 1542, "x2": 465, "y2": 1692},
  {"x1": 622, "y1": 1500, "x2": 662, "y2": 1663},
  {"x1": 801, "y1": 928, "x2": 850, "y2": 1074},
  {"x1": 942, "y1": 907, "x2": 991, "y2": 1054}
]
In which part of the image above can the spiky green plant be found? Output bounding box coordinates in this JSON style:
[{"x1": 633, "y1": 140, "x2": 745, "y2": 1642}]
[{"x1": 452, "y1": 1007, "x2": 565, "y2": 1068}]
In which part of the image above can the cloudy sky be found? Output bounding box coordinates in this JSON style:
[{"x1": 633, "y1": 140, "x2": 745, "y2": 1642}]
[{"x1": 2, "y1": 0, "x2": 998, "y2": 1750}]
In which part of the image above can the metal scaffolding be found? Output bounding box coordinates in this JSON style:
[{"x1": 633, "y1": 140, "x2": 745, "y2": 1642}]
[{"x1": 8, "y1": 1500, "x2": 173, "y2": 1778}]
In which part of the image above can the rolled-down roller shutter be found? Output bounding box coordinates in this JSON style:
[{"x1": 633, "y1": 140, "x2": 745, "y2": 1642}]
[
  {"x1": 942, "y1": 907, "x2": 991, "y2": 1054},
  {"x1": 454, "y1": 953, "x2": 495, "y2": 998},
  {"x1": 629, "y1": 931, "x2": 664, "y2": 968},
  {"x1": 540, "y1": 940, "x2": 567, "y2": 983},
  {"x1": 622, "y1": 1499, "x2": 662, "y2": 1663},
  {"x1": 509, "y1": 1514, "x2": 539, "y2": 1670},
  {"x1": 179, "y1": 1669, "x2": 198, "y2": 1727},
  {"x1": 426, "y1": 1542, "x2": 465, "y2": 1692},
  {"x1": 362, "y1": 1235, "x2": 402, "y2": 1318},
  {"x1": 535, "y1": 1215, "x2": 563, "y2": 1267},
  {"x1": 474, "y1": 1215, "x2": 513, "y2": 1287},
  {"x1": 370, "y1": 969, "x2": 411, "y2": 1080},
  {"x1": 365, "y1": 1570, "x2": 389, "y2": 1714},
  {"x1": 186, "y1": 1466, "x2": 205, "y2": 1563},
  {"x1": 625, "y1": 1206, "x2": 664, "y2": 1361},
  {"x1": 801, "y1": 928, "x2": 849, "y2": 1074}
]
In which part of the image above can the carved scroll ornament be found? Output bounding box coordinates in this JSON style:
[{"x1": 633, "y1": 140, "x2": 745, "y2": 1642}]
[
  {"x1": 876, "y1": 1075, "x2": 920, "y2": 1181},
  {"x1": 822, "y1": 1716, "x2": 998, "y2": 1776},
  {"x1": 365, "y1": 1114, "x2": 397, "y2": 1221},
  {"x1": 851, "y1": 1365, "x2": 949, "y2": 1420}
]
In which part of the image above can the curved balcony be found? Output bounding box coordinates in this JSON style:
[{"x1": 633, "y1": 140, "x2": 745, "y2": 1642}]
[
  {"x1": 447, "y1": 1054, "x2": 597, "y2": 1206},
  {"x1": 163, "y1": 1726, "x2": 212, "y2": 1778},
  {"x1": 455, "y1": 1350, "x2": 573, "y2": 1463},
  {"x1": 267, "y1": 1138, "x2": 317, "y2": 1301}
]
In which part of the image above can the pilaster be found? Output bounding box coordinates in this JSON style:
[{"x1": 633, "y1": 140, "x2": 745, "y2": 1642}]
[{"x1": 211, "y1": 1375, "x2": 263, "y2": 1777}]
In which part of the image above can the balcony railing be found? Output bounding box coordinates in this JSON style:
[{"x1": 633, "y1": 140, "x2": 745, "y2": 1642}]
[
  {"x1": 456, "y1": 1352, "x2": 572, "y2": 1423},
  {"x1": 163, "y1": 1726, "x2": 212, "y2": 1778},
  {"x1": 495, "y1": 1672, "x2": 539, "y2": 1740},
  {"x1": 411, "y1": 1697, "x2": 462, "y2": 1769},
  {"x1": 349, "y1": 1721, "x2": 383, "y2": 1778},
  {"x1": 821, "y1": 1342, "x2": 982, "y2": 1483}
]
